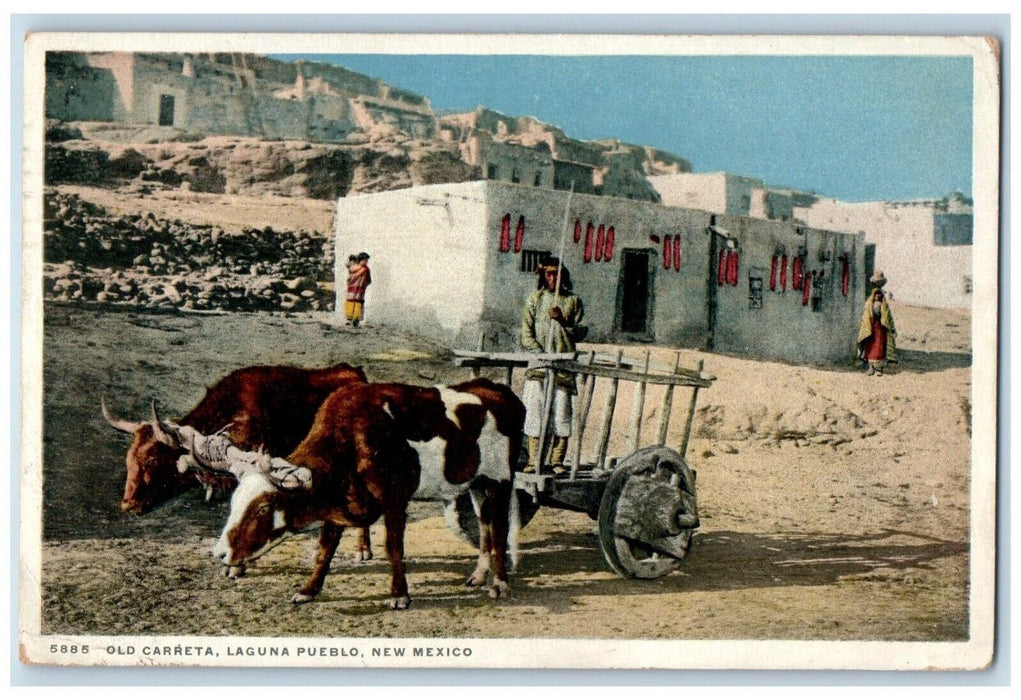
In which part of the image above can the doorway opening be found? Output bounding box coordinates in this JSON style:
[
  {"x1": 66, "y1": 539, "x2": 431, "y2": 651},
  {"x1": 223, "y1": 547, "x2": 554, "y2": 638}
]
[
  {"x1": 618, "y1": 249, "x2": 653, "y2": 335},
  {"x1": 158, "y1": 94, "x2": 176, "y2": 127}
]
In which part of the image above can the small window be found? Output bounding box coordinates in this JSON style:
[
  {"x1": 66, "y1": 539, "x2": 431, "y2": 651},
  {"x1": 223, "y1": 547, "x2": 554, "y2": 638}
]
[
  {"x1": 749, "y1": 277, "x2": 763, "y2": 309},
  {"x1": 963, "y1": 275, "x2": 973, "y2": 294},
  {"x1": 534, "y1": 172, "x2": 542, "y2": 187},
  {"x1": 511, "y1": 168, "x2": 520, "y2": 184},
  {"x1": 487, "y1": 164, "x2": 499, "y2": 180},
  {"x1": 520, "y1": 249, "x2": 551, "y2": 273}
]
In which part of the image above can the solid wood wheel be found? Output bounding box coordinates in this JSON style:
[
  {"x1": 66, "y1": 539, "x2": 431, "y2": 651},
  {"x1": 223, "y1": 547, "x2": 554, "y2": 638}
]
[{"x1": 597, "y1": 446, "x2": 698, "y2": 579}]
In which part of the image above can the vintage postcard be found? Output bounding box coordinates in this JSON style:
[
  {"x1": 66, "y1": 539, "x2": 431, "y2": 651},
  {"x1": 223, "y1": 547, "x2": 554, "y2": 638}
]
[{"x1": 18, "y1": 32, "x2": 1000, "y2": 670}]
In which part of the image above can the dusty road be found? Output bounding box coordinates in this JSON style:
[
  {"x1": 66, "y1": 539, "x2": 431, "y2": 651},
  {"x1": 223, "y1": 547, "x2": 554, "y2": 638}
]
[{"x1": 34, "y1": 301, "x2": 972, "y2": 642}]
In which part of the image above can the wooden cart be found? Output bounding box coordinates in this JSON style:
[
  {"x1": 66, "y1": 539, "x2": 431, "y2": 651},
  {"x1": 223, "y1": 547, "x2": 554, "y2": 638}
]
[{"x1": 446, "y1": 349, "x2": 714, "y2": 579}]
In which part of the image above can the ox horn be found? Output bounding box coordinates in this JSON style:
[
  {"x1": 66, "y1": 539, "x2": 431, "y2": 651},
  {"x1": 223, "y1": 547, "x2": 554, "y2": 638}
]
[
  {"x1": 263, "y1": 457, "x2": 314, "y2": 491},
  {"x1": 149, "y1": 400, "x2": 181, "y2": 448},
  {"x1": 100, "y1": 396, "x2": 142, "y2": 434}
]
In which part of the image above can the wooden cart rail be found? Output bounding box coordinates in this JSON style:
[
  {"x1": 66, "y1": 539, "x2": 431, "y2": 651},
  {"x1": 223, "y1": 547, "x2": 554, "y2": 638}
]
[
  {"x1": 453, "y1": 351, "x2": 713, "y2": 386},
  {"x1": 452, "y1": 349, "x2": 713, "y2": 480}
]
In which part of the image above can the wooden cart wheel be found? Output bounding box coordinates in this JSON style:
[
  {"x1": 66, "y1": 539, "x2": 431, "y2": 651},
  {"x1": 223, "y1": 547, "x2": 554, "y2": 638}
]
[
  {"x1": 443, "y1": 489, "x2": 539, "y2": 548},
  {"x1": 597, "y1": 446, "x2": 698, "y2": 579}
]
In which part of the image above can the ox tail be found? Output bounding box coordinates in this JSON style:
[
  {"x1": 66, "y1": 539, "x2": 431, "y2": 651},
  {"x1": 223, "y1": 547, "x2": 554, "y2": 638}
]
[{"x1": 508, "y1": 484, "x2": 521, "y2": 574}]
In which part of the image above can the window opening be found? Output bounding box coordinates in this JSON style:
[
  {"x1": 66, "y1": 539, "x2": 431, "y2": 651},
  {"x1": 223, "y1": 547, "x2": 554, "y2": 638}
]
[{"x1": 520, "y1": 249, "x2": 552, "y2": 273}]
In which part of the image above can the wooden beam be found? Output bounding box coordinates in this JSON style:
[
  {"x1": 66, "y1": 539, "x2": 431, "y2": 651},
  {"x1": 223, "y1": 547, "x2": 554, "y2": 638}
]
[
  {"x1": 569, "y1": 351, "x2": 596, "y2": 479},
  {"x1": 679, "y1": 359, "x2": 705, "y2": 459},
  {"x1": 594, "y1": 350, "x2": 623, "y2": 472},
  {"x1": 549, "y1": 361, "x2": 712, "y2": 388},
  {"x1": 534, "y1": 370, "x2": 557, "y2": 474},
  {"x1": 626, "y1": 351, "x2": 651, "y2": 454},
  {"x1": 656, "y1": 352, "x2": 682, "y2": 445}
]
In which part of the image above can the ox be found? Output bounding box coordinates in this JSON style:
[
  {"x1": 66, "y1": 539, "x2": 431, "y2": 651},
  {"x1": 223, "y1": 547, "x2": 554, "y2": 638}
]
[
  {"x1": 163, "y1": 377, "x2": 525, "y2": 609},
  {"x1": 102, "y1": 363, "x2": 373, "y2": 561}
]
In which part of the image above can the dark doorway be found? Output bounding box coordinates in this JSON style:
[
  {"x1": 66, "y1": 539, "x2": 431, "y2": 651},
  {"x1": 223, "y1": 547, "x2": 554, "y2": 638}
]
[
  {"x1": 158, "y1": 94, "x2": 175, "y2": 126},
  {"x1": 864, "y1": 243, "x2": 877, "y2": 296},
  {"x1": 707, "y1": 229, "x2": 727, "y2": 350},
  {"x1": 619, "y1": 250, "x2": 652, "y2": 334}
]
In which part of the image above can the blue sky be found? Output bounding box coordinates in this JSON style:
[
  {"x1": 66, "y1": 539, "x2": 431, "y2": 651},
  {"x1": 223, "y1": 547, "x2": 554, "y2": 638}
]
[{"x1": 273, "y1": 54, "x2": 973, "y2": 203}]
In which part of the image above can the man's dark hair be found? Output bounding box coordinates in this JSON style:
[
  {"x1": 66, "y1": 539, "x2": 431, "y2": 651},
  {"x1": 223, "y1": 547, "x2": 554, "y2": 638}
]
[{"x1": 536, "y1": 257, "x2": 573, "y2": 292}]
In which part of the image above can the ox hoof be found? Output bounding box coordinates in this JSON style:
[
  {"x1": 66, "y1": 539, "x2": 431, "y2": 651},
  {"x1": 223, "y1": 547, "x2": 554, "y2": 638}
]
[
  {"x1": 488, "y1": 580, "x2": 510, "y2": 600},
  {"x1": 465, "y1": 570, "x2": 488, "y2": 588},
  {"x1": 290, "y1": 592, "x2": 318, "y2": 605},
  {"x1": 389, "y1": 596, "x2": 412, "y2": 611},
  {"x1": 351, "y1": 549, "x2": 373, "y2": 564},
  {"x1": 225, "y1": 565, "x2": 246, "y2": 579}
]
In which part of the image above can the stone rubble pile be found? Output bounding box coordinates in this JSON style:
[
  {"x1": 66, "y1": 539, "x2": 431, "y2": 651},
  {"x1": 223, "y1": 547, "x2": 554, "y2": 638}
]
[{"x1": 43, "y1": 190, "x2": 335, "y2": 312}]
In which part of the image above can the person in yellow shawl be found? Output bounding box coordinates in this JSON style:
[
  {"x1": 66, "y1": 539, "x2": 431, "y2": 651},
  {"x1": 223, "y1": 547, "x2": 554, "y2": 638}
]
[
  {"x1": 857, "y1": 271, "x2": 896, "y2": 376},
  {"x1": 520, "y1": 257, "x2": 587, "y2": 474}
]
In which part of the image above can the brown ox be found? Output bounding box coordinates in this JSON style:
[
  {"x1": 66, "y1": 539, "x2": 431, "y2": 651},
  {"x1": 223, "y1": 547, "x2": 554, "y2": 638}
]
[
  {"x1": 103, "y1": 363, "x2": 368, "y2": 512},
  {"x1": 167, "y1": 378, "x2": 525, "y2": 609}
]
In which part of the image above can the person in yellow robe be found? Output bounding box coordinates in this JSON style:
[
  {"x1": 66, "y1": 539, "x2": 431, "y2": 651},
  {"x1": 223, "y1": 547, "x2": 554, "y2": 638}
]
[{"x1": 857, "y1": 273, "x2": 896, "y2": 375}]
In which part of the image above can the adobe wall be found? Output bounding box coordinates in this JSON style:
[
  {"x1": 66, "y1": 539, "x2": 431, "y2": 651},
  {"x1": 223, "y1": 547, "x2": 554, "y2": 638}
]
[
  {"x1": 478, "y1": 140, "x2": 554, "y2": 188},
  {"x1": 711, "y1": 215, "x2": 864, "y2": 363},
  {"x1": 482, "y1": 183, "x2": 713, "y2": 351},
  {"x1": 48, "y1": 52, "x2": 437, "y2": 144},
  {"x1": 649, "y1": 173, "x2": 731, "y2": 213},
  {"x1": 46, "y1": 53, "x2": 119, "y2": 121},
  {"x1": 333, "y1": 183, "x2": 490, "y2": 345},
  {"x1": 334, "y1": 182, "x2": 862, "y2": 364},
  {"x1": 796, "y1": 199, "x2": 972, "y2": 309}
]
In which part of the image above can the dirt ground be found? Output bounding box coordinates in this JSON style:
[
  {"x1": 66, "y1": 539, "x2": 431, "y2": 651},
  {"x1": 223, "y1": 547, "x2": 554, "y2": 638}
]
[{"x1": 35, "y1": 297, "x2": 972, "y2": 642}]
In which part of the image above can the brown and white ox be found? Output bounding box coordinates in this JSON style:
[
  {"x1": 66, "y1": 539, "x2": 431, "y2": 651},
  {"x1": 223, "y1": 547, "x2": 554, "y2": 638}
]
[
  {"x1": 102, "y1": 363, "x2": 373, "y2": 561},
  {"x1": 163, "y1": 378, "x2": 525, "y2": 609}
]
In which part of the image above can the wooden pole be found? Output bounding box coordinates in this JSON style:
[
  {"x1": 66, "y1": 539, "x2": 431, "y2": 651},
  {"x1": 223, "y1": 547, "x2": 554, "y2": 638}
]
[
  {"x1": 534, "y1": 368, "x2": 557, "y2": 474},
  {"x1": 626, "y1": 351, "x2": 651, "y2": 454},
  {"x1": 678, "y1": 359, "x2": 705, "y2": 459},
  {"x1": 471, "y1": 330, "x2": 485, "y2": 378},
  {"x1": 594, "y1": 350, "x2": 624, "y2": 471},
  {"x1": 569, "y1": 351, "x2": 596, "y2": 478},
  {"x1": 656, "y1": 352, "x2": 682, "y2": 445}
]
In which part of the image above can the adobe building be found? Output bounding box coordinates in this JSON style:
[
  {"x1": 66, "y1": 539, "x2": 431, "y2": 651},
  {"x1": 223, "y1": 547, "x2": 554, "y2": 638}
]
[
  {"x1": 792, "y1": 195, "x2": 973, "y2": 309},
  {"x1": 334, "y1": 181, "x2": 865, "y2": 365},
  {"x1": 650, "y1": 172, "x2": 973, "y2": 309},
  {"x1": 440, "y1": 108, "x2": 690, "y2": 202},
  {"x1": 45, "y1": 52, "x2": 436, "y2": 142}
]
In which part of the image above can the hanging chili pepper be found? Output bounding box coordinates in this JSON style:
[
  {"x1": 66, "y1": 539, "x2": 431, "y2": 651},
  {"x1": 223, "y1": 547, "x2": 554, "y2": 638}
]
[
  {"x1": 728, "y1": 250, "x2": 740, "y2": 286},
  {"x1": 793, "y1": 255, "x2": 804, "y2": 290},
  {"x1": 780, "y1": 254, "x2": 788, "y2": 292},
  {"x1": 663, "y1": 234, "x2": 672, "y2": 269},
  {"x1": 499, "y1": 214, "x2": 511, "y2": 252},
  {"x1": 717, "y1": 249, "x2": 727, "y2": 285},
  {"x1": 841, "y1": 256, "x2": 850, "y2": 297},
  {"x1": 584, "y1": 222, "x2": 594, "y2": 262},
  {"x1": 769, "y1": 255, "x2": 779, "y2": 290},
  {"x1": 595, "y1": 224, "x2": 605, "y2": 261},
  {"x1": 573, "y1": 219, "x2": 581, "y2": 244},
  {"x1": 514, "y1": 216, "x2": 525, "y2": 253},
  {"x1": 673, "y1": 235, "x2": 681, "y2": 271},
  {"x1": 604, "y1": 227, "x2": 615, "y2": 260}
]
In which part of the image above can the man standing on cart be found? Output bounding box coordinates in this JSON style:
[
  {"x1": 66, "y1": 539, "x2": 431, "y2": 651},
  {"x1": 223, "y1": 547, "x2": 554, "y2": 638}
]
[{"x1": 520, "y1": 256, "x2": 587, "y2": 474}]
